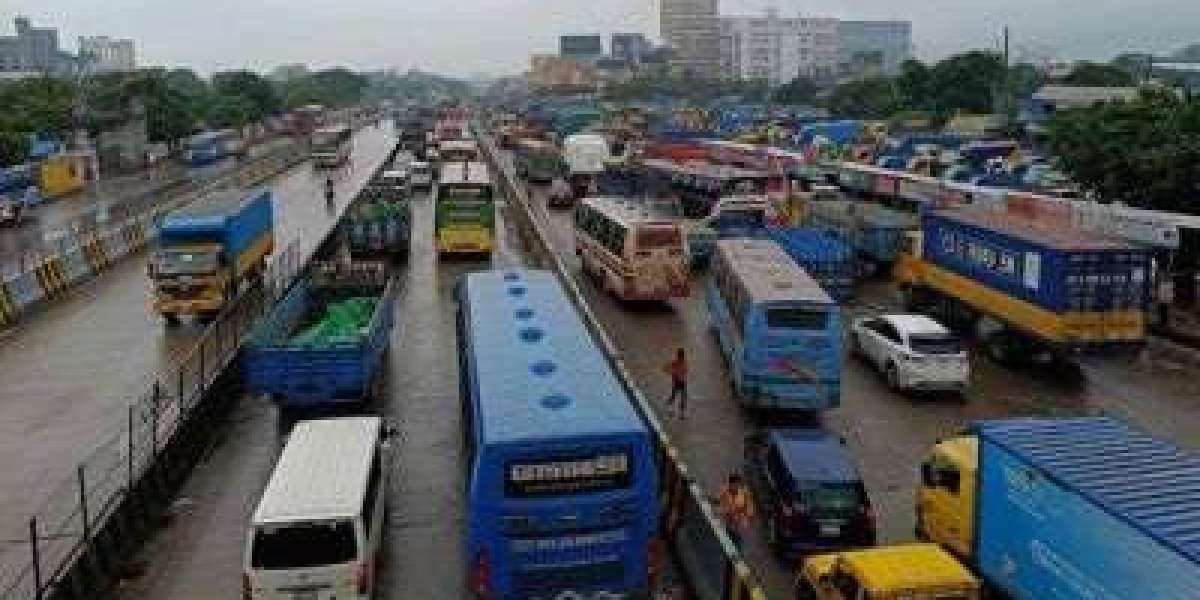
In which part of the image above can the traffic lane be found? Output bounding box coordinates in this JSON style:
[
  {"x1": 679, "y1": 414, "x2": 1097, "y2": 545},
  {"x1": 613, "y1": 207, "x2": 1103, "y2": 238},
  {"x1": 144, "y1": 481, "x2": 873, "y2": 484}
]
[
  {"x1": 0, "y1": 138, "x2": 296, "y2": 263},
  {"x1": 526, "y1": 187, "x2": 797, "y2": 594},
  {"x1": 0, "y1": 127, "x2": 395, "y2": 548},
  {"x1": 120, "y1": 184, "x2": 527, "y2": 600}
]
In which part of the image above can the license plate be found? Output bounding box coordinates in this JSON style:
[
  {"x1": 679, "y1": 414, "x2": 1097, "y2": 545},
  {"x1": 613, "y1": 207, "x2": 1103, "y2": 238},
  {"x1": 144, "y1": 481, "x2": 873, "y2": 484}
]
[
  {"x1": 291, "y1": 592, "x2": 316, "y2": 600},
  {"x1": 818, "y1": 523, "x2": 841, "y2": 537}
]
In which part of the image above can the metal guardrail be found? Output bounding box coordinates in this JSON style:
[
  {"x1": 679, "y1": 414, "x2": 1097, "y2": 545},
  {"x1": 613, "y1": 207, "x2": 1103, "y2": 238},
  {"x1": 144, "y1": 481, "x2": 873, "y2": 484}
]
[
  {"x1": 478, "y1": 132, "x2": 769, "y2": 599},
  {"x1": 0, "y1": 131, "x2": 387, "y2": 600}
]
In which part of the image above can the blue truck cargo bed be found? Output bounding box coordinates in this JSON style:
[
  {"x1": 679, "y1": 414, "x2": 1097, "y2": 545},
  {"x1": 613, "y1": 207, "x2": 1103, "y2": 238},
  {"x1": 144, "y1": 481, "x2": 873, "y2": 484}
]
[
  {"x1": 974, "y1": 417, "x2": 1200, "y2": 600},
  {"x1": 159, "y1": 189, "x2": 274, "y2": 258},
  {"x1": 242, "y1": 264, "x2": 399, "y2": 407},
  {"x1": 767, "y1": 227, "x2": 854, "y2": 301},
  {"x1": 806, "y1": 200, "x2": 916, "y2": 264},
  {"x1": 922, "y1": 209, "x2": 1151, "y2": 314}
]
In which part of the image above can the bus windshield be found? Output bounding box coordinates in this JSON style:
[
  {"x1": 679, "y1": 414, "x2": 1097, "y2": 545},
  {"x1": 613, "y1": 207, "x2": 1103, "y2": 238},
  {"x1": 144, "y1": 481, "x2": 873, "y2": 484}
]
[
  {"x1": 766, "y1": 307, "x2": 828, "y2": 330},
  {"x1": 251, "y1": 520, "x2": 357, "y2": 569},
  {"x1": 505, "y1": 451, "x2": 631, "y2": 497}
]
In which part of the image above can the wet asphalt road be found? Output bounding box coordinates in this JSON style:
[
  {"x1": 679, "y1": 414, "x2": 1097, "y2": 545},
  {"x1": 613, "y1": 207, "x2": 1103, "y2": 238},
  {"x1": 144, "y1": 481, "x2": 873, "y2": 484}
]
[
  {"x1": 0, "y1": 139, "x2": 295, "y2": 275},
  {"x1": 0, "y1": 125, "x2": 396, "y2": 561},
  {"x1": 518, "y1": 178, "x2": 1200, "y2": 596},
  {"x1": 117, "y1": 171, "x2": 532, "y2": 599}
]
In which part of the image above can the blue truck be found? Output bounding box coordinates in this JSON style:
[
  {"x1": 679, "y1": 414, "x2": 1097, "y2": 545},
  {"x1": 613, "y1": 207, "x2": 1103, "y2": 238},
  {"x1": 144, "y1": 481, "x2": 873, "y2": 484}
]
[
  {"x1": 805, "y1": 199, "x2": 917, "y2": 275},
  {"x1": 918, "y1": 416, "x2": 1200, "y2": 599},
  {"x1": 342, "y1": 169, "x2": 411, "y2": 259},
  {"x1": 150, "y1": 189, "x2": 274, "y2": 324},
  {"x1": 242, "y1": 263, "x2": 398, "y2": 412},
  {"x1": 767, "y1": 228, "x2": 855, "y2": 301}
]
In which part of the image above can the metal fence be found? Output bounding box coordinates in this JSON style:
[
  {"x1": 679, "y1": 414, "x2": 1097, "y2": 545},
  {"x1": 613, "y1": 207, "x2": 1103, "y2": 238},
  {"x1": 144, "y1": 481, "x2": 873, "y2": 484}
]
[
  {"x1": 0, "y1": 130, "x2": 386, "y2": 600},
  {"x1": 0, "y1": 238, "x2": 309, "y2": 600},
  {"x1": 478, "y1": 133, "x2": 768, "y2": 600}
]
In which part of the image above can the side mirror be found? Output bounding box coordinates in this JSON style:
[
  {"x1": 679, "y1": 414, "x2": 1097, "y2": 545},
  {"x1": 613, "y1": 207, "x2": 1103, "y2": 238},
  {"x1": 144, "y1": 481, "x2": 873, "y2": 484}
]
[{"x1": 920, "y1": 463, "x2": 936, "y2": 487}]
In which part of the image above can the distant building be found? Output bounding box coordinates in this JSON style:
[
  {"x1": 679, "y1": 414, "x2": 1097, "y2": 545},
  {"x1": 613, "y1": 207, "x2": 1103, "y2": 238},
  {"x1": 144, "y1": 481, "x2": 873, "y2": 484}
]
[
  {"x1": 611, "y1": 33, "x2": 650, "y2": 65},
  {"x1": 559, "y1": 35, "x2": 604, "y2": 61},
  {"x1": 660, "y1": 0, "x2": 720, "y2": 78},
  {"x1": 79, "y1": 36, "x2": 136, "y2": 72},
  {"x1": 0, "y1": 16, "x2": 76, "y2": 76},
  {"x1": 720, "y1": 9, "x2": 839, "y2": 86},
  {"x1": 838, "y1": 20, "x2": 912, "y2": 77}
]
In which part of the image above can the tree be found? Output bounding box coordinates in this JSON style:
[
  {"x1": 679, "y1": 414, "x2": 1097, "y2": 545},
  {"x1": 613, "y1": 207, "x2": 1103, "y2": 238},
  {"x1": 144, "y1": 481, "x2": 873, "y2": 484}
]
[
  {"x1": 824, "y1": 77, "x2": 900, "y2": 119},
  {"x1": 207, "y1": 94, "x2": 256, "y2": 128},
  {"x1": 927, "y1": 51, "x2": 1006, "y2": 114},
  {"x1": 1046, "y1": 90, "x2": 1200, "y2": 212},
  {"x1": 1061, "y1": 61, "x2": 1136, "y2": 87},
  {"x1": 894, "y1": 59, "x2": 933, "y2": 111},
  {"x1": 772, "y1": 76, "x2": 818, "y2": 104},
  {"x1": 0, "y1": 131, "x2": 30, "y2": 167},
  {"x1": 212, "y1": 70, "x2": 281, "y2": 121}
]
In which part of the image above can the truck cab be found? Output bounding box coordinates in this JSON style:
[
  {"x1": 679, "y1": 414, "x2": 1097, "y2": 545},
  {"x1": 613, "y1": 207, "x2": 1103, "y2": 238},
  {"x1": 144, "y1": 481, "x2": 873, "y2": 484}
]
[
  {"x1": 915, "y1": 435, "x2": 978, "y2": 559},
  {"x1": 796, "y1": 544, "x2": 979, "y2": 600}
]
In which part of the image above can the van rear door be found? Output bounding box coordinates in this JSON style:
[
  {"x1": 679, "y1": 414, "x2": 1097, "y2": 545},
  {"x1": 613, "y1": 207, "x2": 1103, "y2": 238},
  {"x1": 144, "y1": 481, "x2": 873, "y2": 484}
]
[{"x1": 246, "y1": 519, "x2": 363, "y2": 599}]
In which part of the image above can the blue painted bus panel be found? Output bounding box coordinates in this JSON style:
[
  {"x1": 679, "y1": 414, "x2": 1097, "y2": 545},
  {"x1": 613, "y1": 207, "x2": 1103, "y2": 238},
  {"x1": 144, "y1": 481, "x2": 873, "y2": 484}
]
[
  {"x1": 459, "y1": 269, "x2": 657, "y2": 600},
  {"x1": 768, "y1": 227, "x2": 855, "y2": 301},
  {"x1": 159, "y1": 189, "x2": 274, "y2": 260},
  {"x1": 922, "y1": 210, "x2": 1151, "y2": 313},
  {"x1": 241, "y1": 272, "x2": 397, "y2": 407},
  {"x1": 974, "y1": 417, "x2": 1200, "y2": 599}
]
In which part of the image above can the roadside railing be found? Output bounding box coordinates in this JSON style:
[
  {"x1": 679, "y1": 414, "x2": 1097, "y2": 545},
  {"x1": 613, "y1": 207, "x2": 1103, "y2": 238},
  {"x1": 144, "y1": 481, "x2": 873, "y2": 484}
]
[
  {"x1": 0, "y1": 133, "x2": 391, "y2": 600},
  {"x1": 478, "y1": 132, "x2": 768, "y2": 599},
  {"x1": 0, "y1": 142, "x2": 308, "y2": 330}
]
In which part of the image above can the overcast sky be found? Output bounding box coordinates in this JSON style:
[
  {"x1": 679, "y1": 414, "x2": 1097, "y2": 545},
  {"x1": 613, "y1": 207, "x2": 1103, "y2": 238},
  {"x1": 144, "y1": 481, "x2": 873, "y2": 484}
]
[{"x1": 6, "y1": 0, "x2": 1199, "y2": 76}]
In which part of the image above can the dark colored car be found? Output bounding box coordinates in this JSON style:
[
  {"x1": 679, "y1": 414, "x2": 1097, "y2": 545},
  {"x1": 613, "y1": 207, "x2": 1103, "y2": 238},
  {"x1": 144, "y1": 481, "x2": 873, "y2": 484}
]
[{"x1": 744, "y1": 428, "x2": 877, "y2": 558}]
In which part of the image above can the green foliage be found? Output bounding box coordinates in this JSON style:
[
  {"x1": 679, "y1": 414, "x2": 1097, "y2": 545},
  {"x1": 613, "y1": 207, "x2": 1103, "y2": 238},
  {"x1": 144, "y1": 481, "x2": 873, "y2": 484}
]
[
  {"x1": 0, "y1": 76, "x2": 76, "y2": 137},
  {"x1": 772, "y1": 76, "x2": 818, "y2": 104},
  {"x1": 280, "y1": 68, "x2": 370, "y2": 109},
  {"x1": 825, "y1": 77, "x2": 900, "y2": 119},
  {"x1": 1061, "y1": 61, "x2": 1136, "y2": 87},
  {"x1": 0, "y1": 131, "x2": 31, "y2": 167},
  {"x1": 207, "y1": 94, "x2": 257, "y2": 129},
  {"x1": 212, "y1": 70, "x2": 281, "y2": 122},
  {"x1": 1046, "y1": 90, "x2": 1200, "y2": 212}
]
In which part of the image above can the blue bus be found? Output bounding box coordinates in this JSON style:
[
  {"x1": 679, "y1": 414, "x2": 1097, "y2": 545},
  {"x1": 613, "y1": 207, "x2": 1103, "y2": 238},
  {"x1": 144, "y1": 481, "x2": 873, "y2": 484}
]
[
  {"x1": 457, "y1": 269, "x2": 659, "y2": 600},
  {"x1": 706, "y1": 239, "x2": 842, "y2": 411}
]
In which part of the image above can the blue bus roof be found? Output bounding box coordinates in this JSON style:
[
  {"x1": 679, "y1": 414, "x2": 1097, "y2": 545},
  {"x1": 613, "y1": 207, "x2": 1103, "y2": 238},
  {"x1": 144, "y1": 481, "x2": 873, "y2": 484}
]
[
  {"x1": 461, "y1": 269, "x2": 647, "y2": 446},
  {"x1": 977, "y1": 417, "x2": 1200, "y2": 565}
]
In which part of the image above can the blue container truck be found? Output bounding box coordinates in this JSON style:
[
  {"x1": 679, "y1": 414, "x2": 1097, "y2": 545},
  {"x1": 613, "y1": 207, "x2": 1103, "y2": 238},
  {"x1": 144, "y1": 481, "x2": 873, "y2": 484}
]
[
  {"x1": 918, "y1": 417, "x2": 1200, "y2": 599},
  {"x1": 805, "y1": 199, "x2": 917, "y2": 273},
  {"x1": 242, "y1": 263, "x2": 398, "y2": 410},
  {"x1": 895, "y1": 207, "x2": 1150, "y2": 362},
  {"x1": 768, "y1": 227, "x2": 855, "y2": 301},
  {"x1": 150, "y1": 189, "x2": 274, "y2": 324}
]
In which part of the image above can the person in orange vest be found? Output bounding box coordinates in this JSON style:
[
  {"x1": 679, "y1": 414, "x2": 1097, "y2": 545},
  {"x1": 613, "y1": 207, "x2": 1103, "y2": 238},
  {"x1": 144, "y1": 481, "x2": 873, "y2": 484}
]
[
  {"x1": 663, "y1": 347, "x2": 688, "y2": 419},
  {"x1": 719, "y1": 473, "x2": 755, "y2": 550}
]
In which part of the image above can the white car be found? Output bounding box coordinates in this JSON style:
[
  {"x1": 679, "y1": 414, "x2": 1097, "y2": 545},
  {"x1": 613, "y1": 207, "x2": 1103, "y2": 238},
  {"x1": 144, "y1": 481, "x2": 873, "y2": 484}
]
[{"x1": 851, "y1": 314, "x2": 969, "y2": 393}]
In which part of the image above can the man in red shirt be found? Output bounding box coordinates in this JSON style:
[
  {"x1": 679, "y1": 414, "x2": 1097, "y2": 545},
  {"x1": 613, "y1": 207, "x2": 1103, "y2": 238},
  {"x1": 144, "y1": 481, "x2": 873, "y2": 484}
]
[{"x1": 664, "y1": 347, "x2": 688, "y2": 419}]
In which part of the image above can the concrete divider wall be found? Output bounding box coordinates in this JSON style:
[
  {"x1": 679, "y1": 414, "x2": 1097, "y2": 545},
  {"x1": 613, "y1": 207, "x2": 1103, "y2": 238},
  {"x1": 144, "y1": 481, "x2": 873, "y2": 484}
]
[{"x1": 477, "y1": 132, "x2": 768, "y2": 600}]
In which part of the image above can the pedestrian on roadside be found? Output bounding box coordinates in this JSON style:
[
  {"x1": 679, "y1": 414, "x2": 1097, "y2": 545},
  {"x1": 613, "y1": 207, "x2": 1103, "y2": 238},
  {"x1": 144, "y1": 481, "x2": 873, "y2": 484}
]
[
  {"x1": 718, "y1": 472, "x2": 755, "y2": 550},
  {"x1": 663, "y1": 347, "x2": 689, "y2": 419}
]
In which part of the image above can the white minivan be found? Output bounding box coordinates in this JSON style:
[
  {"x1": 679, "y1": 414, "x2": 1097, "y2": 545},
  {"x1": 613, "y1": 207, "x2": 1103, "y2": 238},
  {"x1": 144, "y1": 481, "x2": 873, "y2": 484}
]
[
  {"x1": 851, "y1": 314, "x2": 969, "y2": 394},
  {"x1": 244, "y1": 417, "x2": 389, "y2": 599}
]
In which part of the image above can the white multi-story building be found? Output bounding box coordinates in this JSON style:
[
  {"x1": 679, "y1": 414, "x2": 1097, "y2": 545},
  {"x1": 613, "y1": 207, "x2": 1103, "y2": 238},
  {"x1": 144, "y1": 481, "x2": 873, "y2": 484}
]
[
  {"x1": 660, "y1": 0, "x2": 721, "y2": 78},
  {"x1": 719, "y1": 9, "x2": 839, "y2": 86},
  {"x1": 79, "y1": 35, "x2": 136, "y2": 72},
  {"x1": 838, "y1": 21, "x2": 912, "y2": 77}
]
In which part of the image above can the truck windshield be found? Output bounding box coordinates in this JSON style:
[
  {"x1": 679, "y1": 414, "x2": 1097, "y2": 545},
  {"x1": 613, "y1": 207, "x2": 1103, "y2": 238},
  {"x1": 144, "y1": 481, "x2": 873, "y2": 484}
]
[
  {"x1": 157, "y1": 250, "x2": 219, "y2": 275},
  {"x1": 251, "y1": 520, "x2": 357, "y2": 569},
  {"x1": 909, "y1": 334, "x2": 961, "y2": 355},
  {"x1": 714, "y1": 209, "x2": 765, "y2": 229},
  {"x1": 801, "y1": 483, "x2": 864, "y2": 513}
]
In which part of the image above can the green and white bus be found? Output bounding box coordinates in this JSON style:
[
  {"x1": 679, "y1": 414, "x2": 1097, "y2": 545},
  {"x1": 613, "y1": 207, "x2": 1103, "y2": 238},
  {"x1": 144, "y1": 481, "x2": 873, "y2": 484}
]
[{"x1": 434, "y1": 161, "x2": 495, "y2": 255}]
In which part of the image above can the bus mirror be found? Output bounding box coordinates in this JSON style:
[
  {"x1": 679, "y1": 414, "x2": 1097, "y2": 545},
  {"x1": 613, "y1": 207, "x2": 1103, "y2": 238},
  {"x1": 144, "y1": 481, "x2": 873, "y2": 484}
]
[{"x1": 920, "y1": 463, "x2": 936, "y2": 487}]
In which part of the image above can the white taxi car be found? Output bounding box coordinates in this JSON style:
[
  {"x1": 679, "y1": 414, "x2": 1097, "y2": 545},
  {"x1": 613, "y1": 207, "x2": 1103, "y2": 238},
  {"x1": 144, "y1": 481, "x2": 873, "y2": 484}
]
[{"x1": 851, "y1": 314, "x2": 968, "y2": 394}]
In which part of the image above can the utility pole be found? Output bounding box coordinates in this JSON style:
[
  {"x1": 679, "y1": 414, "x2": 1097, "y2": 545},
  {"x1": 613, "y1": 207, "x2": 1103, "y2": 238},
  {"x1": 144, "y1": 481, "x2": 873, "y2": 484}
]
[{"x1": 1000, "y1": 26, "x2": 1014, "y2": 133}]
